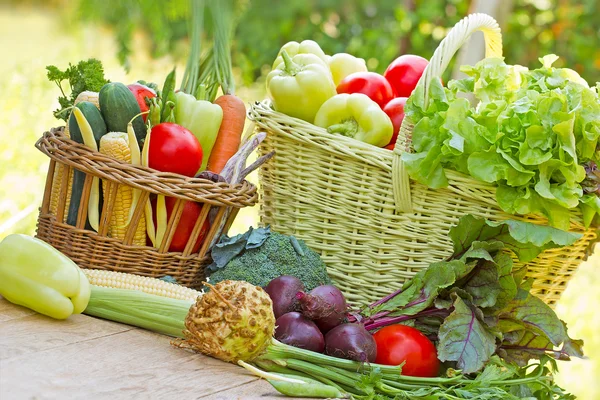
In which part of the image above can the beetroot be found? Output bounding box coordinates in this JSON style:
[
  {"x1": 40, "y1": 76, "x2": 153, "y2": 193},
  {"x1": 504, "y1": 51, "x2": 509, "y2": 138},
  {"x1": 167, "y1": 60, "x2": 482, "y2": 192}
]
[
  {"x1": 265, "y1": 275, "x2": 305, "y2": 318},
  {"x1": 296, "y1": 284, "x2": 347, "y2": 332},
  {"x1": 324, "y1": 323, "x2": 377, "y2": 362},
  {"x1": 275, "y1": 312, "x2": 325, "y2": 353}
]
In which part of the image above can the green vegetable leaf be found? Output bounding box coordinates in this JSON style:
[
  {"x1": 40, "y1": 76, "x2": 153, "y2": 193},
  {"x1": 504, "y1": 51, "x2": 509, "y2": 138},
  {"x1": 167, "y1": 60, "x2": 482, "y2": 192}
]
[
  {"x1": 209, "y1": 226, "x2": 271, "y2": 271},
  {"x1": 474, "y1": 356, "x2": 519, "y2": 383},
  {"x1": 498, "y1": 291, "x2": 567, "y2": 346},
  {"x1": 449, "y1": 215, "x2": 581, "y2": 263},
  {"x1": 437, "y1": 295, "x2": 497, "y2": 373},
  {"x1": 493, "y1": 252, "x2": 518, "y2": 310},
  {"x1": 376, "y1": 260, "x2": 471, "y2": 316},
  {"x1": 461, "y1": 259, "x2": 501, "y2": 308}
]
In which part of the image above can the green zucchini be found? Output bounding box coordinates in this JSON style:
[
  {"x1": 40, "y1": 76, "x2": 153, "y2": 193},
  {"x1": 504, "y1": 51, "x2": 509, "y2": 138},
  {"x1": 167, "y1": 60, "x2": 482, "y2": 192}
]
[
  {"x1": 66, "y1": 102, "x2": 107, "y2": 227},
  {"x1": 99, "y1": 82, "x2": 146, "y2": 144}
]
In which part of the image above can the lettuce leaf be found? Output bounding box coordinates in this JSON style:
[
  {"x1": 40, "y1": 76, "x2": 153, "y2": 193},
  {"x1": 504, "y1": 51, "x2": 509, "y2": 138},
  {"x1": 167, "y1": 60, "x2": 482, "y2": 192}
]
[{"x1": 403, "y1": 55, "x2": 600, "y2": 227}]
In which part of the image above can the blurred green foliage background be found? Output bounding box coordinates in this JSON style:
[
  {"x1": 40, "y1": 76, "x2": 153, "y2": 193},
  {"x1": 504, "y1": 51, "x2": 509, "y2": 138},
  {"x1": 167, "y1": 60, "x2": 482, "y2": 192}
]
[
  {"x1": 0, "y1": 1, "x2": 598, "y2": 398},
  {"x1": 67, "y1": 0, "x2": 600, "y2": 85}
]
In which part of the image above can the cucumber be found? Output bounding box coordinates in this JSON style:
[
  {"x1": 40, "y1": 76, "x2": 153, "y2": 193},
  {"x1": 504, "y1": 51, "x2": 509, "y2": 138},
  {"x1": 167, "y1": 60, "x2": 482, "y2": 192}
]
[
  {"x1": 99, "y1": 82, "x2": 146, "y2": 144},
  {"x1": 66, "y1": 102, "x2": 107, "y2": 228}
]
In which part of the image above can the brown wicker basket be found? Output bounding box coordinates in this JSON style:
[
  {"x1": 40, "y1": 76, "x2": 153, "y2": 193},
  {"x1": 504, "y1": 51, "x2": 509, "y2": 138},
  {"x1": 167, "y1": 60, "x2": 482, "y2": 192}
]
[{"x1": 35, "y1": 127, "x2": 258, "y2": 288}]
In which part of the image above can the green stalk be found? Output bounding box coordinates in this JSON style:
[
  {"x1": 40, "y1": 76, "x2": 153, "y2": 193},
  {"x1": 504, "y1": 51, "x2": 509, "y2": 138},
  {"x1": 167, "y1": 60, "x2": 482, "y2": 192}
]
[
  {"x1": 209, "y1": 0, "x2": 235, "y2": 95},
  {"x1": 281, "y1": 50, "x2": 301, "y2": 75},
  {"x1": 327, "y1": 119, "x2": 359, "y2": 137},
  {"x1": 254, "y1": 360, "x2": 314, "y2": 380},
  {"x1": 263, "y1": 340, "x2": 403, "y2": 375},
  {"x1": 181, "y1": 0, "x2": 205, "y2": 94},
  {"x1": 282, "y1": 359, "x2": 369, "y2": 396},
  {"x1": 254, "y1": 360, "x2": 347, "y2": 393},
  {"x1": 83, "y1": 286, "x2": 191, "y2": 338}
]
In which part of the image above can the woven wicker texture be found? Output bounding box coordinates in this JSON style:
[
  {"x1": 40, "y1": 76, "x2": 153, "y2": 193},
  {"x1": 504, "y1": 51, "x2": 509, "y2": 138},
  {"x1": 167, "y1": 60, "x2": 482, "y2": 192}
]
[
  {"x1": 250, "y1": 14, "x2": 597, "y2": 306},
  {"x1": 35, "y1": 127, "x2": 258, "y2": 287}
]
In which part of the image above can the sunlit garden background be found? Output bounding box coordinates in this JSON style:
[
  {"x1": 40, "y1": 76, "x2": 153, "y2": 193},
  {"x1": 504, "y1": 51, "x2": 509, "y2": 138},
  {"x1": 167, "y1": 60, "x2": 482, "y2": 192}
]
[{"x1": 0, "y1": 1, "x2": 598, "y2": 397}]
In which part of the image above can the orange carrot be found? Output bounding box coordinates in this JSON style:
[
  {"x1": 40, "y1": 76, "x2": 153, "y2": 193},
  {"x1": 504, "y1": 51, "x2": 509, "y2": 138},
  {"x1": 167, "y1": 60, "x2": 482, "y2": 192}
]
[{"x1": 207, "y1": 94, "x2": 246, "y2": 173}]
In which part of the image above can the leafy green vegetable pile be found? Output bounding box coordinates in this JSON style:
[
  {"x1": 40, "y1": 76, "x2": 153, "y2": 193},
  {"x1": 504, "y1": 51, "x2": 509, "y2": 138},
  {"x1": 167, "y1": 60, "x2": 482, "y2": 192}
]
[
  {"x1": 403, "y1": 55, "x2": 600, "y2": 229},
  {"x1": 359, "y1": 215, "x2": 584, "y2": 375}
]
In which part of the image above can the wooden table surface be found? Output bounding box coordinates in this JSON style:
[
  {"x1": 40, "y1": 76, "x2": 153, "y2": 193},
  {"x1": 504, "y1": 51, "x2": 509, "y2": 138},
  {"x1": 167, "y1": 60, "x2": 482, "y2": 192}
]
[{"x1": 0, "y1": 297, "x2": 289, "y2": 400}]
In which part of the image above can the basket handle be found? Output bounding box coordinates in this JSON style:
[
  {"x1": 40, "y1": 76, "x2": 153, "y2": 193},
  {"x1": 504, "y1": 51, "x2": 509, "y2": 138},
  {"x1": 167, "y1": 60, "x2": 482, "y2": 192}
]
[{"x1": 391, "y1": 13, "x2": 503, "y2": 213}]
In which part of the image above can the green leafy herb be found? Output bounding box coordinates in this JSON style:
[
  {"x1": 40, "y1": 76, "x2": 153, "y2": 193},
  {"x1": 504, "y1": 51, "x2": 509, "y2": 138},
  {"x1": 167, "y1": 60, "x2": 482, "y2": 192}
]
[
  {"x1": 46, "y1": 58, "x2": 109, "y2": 121},
  {"x1": 360, "y1": 215, "x2": 583, "y2": 374},
  {"x1": 403, "y1": 55, "x2": 600, "y2": 229}
]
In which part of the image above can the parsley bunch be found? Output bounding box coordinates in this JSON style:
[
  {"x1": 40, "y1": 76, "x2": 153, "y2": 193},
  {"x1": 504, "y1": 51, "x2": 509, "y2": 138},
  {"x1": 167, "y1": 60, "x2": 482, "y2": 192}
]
[{"x1": 46, "y1": 58, "x2": 109, "y2": 121}]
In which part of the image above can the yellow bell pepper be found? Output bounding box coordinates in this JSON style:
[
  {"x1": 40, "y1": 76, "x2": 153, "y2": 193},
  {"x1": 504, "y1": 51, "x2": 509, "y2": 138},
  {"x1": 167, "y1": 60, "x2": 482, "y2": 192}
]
[
  {"x1": 267, "y1": 51, "x2": 336, "y2": 123},
  {"x1": 0, "y1": 234, "x2": 91, "y2": 319},
  {"x1": 272, "y1": 40, "x2": 328, "y2": 69},
  {"x1": 314, "y1": 93, "x2": 393, "y2": 147},
  {"x1": 328, "y1": 53, "x2": 368, "y2": 86}
]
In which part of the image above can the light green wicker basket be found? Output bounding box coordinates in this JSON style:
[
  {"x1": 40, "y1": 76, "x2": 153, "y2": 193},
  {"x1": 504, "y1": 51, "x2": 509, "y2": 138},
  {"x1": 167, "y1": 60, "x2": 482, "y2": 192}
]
[{"x1": 248, "y1": 13, "x2": 597, "y2": 307}]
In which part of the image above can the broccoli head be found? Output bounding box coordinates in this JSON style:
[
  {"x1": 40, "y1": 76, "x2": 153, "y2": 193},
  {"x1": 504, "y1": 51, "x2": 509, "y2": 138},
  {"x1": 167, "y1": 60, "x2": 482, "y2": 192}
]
[{"x1": 208, "y1": 231, "x2": 331, "y2": 290}]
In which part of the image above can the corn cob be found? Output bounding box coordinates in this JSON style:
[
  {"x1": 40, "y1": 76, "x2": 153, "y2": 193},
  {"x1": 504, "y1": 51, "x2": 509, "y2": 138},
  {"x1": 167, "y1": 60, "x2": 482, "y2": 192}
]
[
  {"x1": 49, "y1": 127, "x2": 73, "y2": 221},
  {"x1": 49, "y1": 93, "x2": 99, "y2": 221},
  {"x1": 98, "y1": 132, "x2": 146, "y2": 244},
  {"x1": 75, "y1": 91, "x2": 100, "y2": 109},
  {"x1": 82, "y1": 269, "x2": 202, "y2": 302}
]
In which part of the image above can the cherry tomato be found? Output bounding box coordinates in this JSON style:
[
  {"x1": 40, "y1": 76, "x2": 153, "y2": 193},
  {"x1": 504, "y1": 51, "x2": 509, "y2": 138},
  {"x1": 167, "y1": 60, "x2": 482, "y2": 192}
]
[
  {"x1": 384, "y1": 55, "x2": 429, "y2": 98},
  {"x1": 373, "y1": 324, "x2": 439, "y2": 377},
  {"x1": 128, "y1": 83, "x2": 156, "y2": 123},
  {"x1": 336, "y1": 72, "x2": 395, "y2": 109},
  {"x1": 148, "y1": 123, "x2": 203, "y2": 177},
  {"x1": 382, "y1": 97, "x2": 407, "y2": 147},
  {"x1": 152, "y1": 197, "x2": 210, "y2": 253}
]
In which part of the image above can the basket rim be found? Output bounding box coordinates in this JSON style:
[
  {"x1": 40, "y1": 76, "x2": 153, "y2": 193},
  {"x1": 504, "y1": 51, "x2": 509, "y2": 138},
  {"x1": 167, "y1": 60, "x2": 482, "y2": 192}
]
[
  {"x1": 250, "y1": 100, "x2": 396, "y2": 170},
  {"x1": 37, "y1": 127, "x2": 258, "y2": 208}
]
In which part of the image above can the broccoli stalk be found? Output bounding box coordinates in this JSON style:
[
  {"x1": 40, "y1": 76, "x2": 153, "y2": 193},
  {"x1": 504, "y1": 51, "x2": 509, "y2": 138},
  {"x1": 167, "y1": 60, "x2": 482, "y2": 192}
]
[{"x1": 208, "y1": 227, "x2": 331, "y2": 291}]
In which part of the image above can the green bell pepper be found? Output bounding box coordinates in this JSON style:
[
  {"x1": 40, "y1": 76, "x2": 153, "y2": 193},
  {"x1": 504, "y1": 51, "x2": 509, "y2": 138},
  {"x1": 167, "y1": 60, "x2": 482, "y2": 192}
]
[
  {"x1": 271, "y1": 39, "x2": 328, "y2": 69},
  {"x1": 267, "y1": 51, "x2": 336, "y2": 123},
  {"x1": 327, "y1": 53, "x2": 368, "y2": 86},
  {"x1": 0, "y1": 234, "x2": 90, "y2": 320},
  {"x1": 314, "y1": 93, "x2": 393, "y2": 147},
  {"x1": 174, "y1": 91, "x2": 223, "y2": 172}
]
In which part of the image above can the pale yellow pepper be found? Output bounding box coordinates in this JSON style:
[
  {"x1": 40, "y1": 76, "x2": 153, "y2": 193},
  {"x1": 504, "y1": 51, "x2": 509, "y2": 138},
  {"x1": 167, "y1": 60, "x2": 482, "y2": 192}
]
[
  {"x1": 328, "y1": 53, "x2": 368, "y2": 86},
  {"x1": 272, "y1": 40, "x2": 329, "y2": 69}
]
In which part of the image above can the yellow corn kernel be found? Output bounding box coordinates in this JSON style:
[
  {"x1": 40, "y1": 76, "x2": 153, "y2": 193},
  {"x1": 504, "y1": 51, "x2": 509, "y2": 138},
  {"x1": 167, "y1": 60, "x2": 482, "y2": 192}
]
[
  {"x1": 82, "y1": 269, "x2": 202, "y2": 302},
  {"x1": 49, "y1": 127, "x2": 73, "y2": 222},
  {"x1": 99, "y1": 132, "x2": 146, "y2": 245},
  {"x1": 75, "y1": 91, "x2": 100, "y2": 109}
]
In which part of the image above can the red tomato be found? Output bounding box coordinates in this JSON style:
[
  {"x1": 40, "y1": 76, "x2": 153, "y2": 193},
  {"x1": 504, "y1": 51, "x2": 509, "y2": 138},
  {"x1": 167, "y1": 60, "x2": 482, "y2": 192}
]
[
  {"x1": 152, "y1": 197, "x2": 210, "y2": 253},
  {"x1": 382, "y1": 97, "x2": 407, "y2": 147},
  {"x1": 384, "y1": 143, "x2": 395, "y2": 151},
  {"x1": 336, "y1": 72, "x2": 395, "y2": 109},
  {"x1": 128, "y1": 83, "x2": 156, "y2": 123},
  {"x1": 373, "y1": 324, "x2": 439, "y2": 377},
  {"x1": 384, "y1": 55, "x2": 429, "y2": 98},
  {"x1": 148, "y1": 123, "x2": 202, "y2": 177}
]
